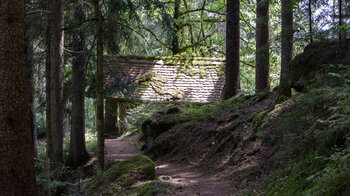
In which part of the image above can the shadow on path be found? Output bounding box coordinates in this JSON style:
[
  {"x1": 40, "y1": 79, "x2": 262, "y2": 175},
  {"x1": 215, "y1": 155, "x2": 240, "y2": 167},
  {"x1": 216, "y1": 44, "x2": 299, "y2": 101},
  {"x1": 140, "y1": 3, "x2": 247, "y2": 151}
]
[{"x1": 105, "y1": 133, "x2": 235, "y2": 196}]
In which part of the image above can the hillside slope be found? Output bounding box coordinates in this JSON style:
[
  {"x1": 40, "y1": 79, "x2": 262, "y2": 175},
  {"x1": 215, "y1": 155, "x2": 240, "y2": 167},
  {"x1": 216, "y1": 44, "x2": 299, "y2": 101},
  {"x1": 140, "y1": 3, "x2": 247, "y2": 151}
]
[{"x1": 141, "y1": 64, "x2": 350, "y2": 195}]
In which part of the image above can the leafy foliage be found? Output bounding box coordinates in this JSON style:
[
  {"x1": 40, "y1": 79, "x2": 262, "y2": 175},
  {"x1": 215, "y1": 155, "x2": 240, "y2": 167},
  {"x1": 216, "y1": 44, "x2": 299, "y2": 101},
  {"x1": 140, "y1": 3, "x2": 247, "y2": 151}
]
[
  {"x1": 124, "y1": 101, "x2": 165, "y2": 136},
  {"x1": 259, "y1": 65, "x2": 350, "y2": 195}
]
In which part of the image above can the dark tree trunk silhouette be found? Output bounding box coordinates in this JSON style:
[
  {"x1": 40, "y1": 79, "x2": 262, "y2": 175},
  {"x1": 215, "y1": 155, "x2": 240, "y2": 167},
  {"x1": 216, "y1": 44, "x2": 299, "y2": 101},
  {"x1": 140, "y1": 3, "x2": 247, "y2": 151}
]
[
  {"x1": 308, "y1": 0, "x2": 313, "y2": 43},
  {"x1": 339, "y1": 0, "x2": 343, "y2": 41},
  {"x1": 222, "y1": 0, "x2": 240, "y2": 99},
  {"x1": 172, "y1": 0, "x2": 181, "y2": 54},
  {"x1": 68, "y1": 1, "x2": 90, "y2": 167},
  {"x1": 0, "y1": 0, "x2": 37, "y2": 194},
  {"x1": 280, "y1": 0, "x2": 293, "y2": 97},
  {"x1": 94, "y1": 0, "x2": 105, "y2": 170},
  {"x1": 104, "y1": 98, "x2": 119, "y2": 135},
  {"x1": 49, "y1": 0, "x2": 64, "y2": 168},
  {"x1": 26, "y1": 0, "x2": 38, "y2": 157},
  {"x1": 255, "y1": 0, "x2": 270, "y2": 93},
  {"x1": 46, "y1": 0, "x2": 53, "y2": 165}
]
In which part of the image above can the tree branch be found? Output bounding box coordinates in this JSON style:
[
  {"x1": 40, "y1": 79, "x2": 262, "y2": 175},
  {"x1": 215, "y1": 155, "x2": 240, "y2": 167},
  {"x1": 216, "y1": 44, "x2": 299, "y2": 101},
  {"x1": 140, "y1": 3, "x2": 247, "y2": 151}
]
[
  {"x1": 106, "y1": 19, "x2": 152, "y2": 48},
  {"x1": 178, "y1": 33, "x2": 213, "y2": 53},
  {"x1": 62, "y1": 18, "x2": 96, "y2": 31},
  {"x1": 26, "y1": 10, "x2": 51, "y2": 15},
  {"x1": 141, "y1": 27, "x2": 172, "y2": 50}
]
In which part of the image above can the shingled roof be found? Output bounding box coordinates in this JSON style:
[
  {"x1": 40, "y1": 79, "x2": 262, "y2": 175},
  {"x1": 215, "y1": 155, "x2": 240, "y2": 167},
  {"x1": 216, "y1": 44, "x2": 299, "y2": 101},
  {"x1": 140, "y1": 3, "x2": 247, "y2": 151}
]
[{"x1": 104, "y1": 55, "x2": 225, "y2": 103}]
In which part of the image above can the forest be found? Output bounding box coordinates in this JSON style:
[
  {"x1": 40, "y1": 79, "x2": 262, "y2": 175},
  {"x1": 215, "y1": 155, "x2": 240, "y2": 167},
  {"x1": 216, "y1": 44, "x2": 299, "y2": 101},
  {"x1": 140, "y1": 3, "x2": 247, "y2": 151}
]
[{"x1": 0, "y1": 0, "x2": 349, "y2": 195}]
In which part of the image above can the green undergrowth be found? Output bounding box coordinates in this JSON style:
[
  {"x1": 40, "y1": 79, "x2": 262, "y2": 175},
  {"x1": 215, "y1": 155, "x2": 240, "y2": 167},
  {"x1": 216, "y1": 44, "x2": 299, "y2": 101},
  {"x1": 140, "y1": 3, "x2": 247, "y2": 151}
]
[
  {"x1": 135, "y1": 182, "x2": 173, "y2": 196},
  {"x1": 181, "y1": 94, "x2": 246, "y2": 121},
  {"x1": 87, "y1": 155, "x2": 156, "y2": 195},
  {"x1": 107, "y1": 181, "x2": 173, "y2": 196},
  {"x1": 35, "y1": 133, "x2": 98, "y2": 195},
  {"x1": 125, "y1": 101, "x2": 165, "y2": 137},
  {"x1": 258, "y1": 65, "x2": 350, "y2": 195}
]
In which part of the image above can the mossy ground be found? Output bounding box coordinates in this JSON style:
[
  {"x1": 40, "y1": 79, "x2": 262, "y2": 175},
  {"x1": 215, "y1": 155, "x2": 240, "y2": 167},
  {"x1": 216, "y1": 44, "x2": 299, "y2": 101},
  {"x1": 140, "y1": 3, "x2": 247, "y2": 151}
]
[
  {"x1": 87, "y1": 155, "x2": 156, "y2": 195},
  {"x1": 105, "y1": 181, "x2": 173, "y2": 196}
]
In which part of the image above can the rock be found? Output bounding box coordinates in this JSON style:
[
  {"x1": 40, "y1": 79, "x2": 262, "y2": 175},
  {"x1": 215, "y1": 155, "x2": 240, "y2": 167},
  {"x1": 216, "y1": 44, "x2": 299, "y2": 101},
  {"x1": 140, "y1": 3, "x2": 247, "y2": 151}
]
[
  {"x1": 166, "y1": 106, "x2": 181, "y2": 114},
  {"x1": 290, "y1": 39, "x2": 350, "y2": 91},
  {"x1": 150, "y1": 132, "x2": 176, "y2": 158},
  {"x1": 86, "y1": 155, "x2": 155, "y2": 195},
  {"x1": 190, "y1": 180, "x2": 200, "y2": 186},
  {"x1": 141, "y1": 107, "x2": 191, "y2": 152}
]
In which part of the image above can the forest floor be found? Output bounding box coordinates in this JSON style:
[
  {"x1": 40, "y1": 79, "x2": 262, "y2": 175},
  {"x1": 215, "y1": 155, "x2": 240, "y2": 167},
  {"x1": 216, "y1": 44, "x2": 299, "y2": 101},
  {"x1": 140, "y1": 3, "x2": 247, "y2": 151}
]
[{"x1": 105, "y1": 133, "x2": 235, "y2": 195}]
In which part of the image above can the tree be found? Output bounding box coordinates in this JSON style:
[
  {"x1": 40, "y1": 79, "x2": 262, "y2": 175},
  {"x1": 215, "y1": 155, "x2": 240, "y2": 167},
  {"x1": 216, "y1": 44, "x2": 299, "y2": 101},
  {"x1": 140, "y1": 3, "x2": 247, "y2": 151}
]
[
  {"x1": 0, "y1": 0, "x2": 37, "y2": 194},
  {"x1": 338, "y1": 0, "x2": 343, "y2": 41},
  {"x1": 104, "y1": 98, "x2": 119, "y2": 135},
  {"x1": 134, "y1": 0, "x2": 225, "y2": 56},
  {"x1": 46, "y1": 0, "x2": 53, "y2": 167},
  {"x1": 255, "y1": 0, "x2": 270, "y2": 93},
  {"x1": 94, "y1": 0, "x2": 105, "y2": 170},
  {"x1": 49, "y1": 0, "x2": 65, "y2": 168},
  {"x1": 280, "y1": 0, "x2": 293, "y2": 97},
  {"x1": 222, "y1": 0, "x2": 240, "y2": 99},
  {"x1": 172, "y1": 0, "x2": 181, "y2": 54},
  {"x1": 26, "y1": 0, "x2": 38, "y2": 157},
  {"x1": 308, "y1": 0, "x2": 313, "y2": 43},
  {"x1": 67, "y1": 1, "x2": 90, "y2": 167}
]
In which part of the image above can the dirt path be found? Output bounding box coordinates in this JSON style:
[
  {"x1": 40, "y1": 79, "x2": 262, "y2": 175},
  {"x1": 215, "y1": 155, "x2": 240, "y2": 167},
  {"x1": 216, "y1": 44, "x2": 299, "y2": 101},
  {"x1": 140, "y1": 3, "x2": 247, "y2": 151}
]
[{"x1": 105, "y1": 134, "x2": 235, "y2": 196}]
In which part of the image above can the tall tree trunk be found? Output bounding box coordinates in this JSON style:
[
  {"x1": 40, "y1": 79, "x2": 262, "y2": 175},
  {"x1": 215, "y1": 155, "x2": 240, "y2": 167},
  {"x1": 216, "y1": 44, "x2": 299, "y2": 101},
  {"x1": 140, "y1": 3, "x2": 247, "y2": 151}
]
[
  {"x1": 68, "y1": 1, "x2": 90, "y2": 167},
  {"x1": 106, "y1": 0, "x2": 120, "y2": 53},
  {"x1": 222, "y1": 0, "x2": 240, "y2": 99},
  {"x1": 280, "y1": 0, "x2": 293, "y2": 97},
  {"x1": 333, "y1": 0, "x2": 336, "y2": 25},
  {"x1": 94, "y1": 0, "x2": 105, "y2": 170},
  {"x1": 50, "y1": 0, "x2": 64, "y2": 168},
  {"x1": 172, "y1": 0, "x2": 180, "y2": 54},
  {"x1": 255, "y1": 0, "x2": 270, "y2": 93},
  {"x1": 308, "y1": 0, "x2": 313, "y2": 43},
  {"x1": 0, "y1": 0, "x2": 37, "y2": 194},
  {"x1": 46, "y1": 0, "x2": 53, "y2": 166},
  {"x1": 339, "y1": 0, "x2": 343, "y2": 41},
  {"x1": 104, "y1": 98, "x2": 119, "y2": 135},
  {"x1": 26, "y1": 0, "x2": 38, "y2": 157}
]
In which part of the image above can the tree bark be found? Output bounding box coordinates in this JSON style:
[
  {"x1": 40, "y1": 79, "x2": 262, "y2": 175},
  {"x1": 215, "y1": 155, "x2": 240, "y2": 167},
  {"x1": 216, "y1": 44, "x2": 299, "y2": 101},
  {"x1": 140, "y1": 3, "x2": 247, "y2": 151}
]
[
  {"x1": 94, "y1": 0, "x2": 105, "y2": 170},
  {"x1": 104, "y1": 98, "x2": 119, "y2": 135},
  {"x1": 222, "y1": 0, "x2": 240, "y2": 100},
  {"x1": 68, "y1": 1, "x2": 90, "y2": 167},
  {"x1": 339, "y1": 0, "x2": 343, "y2": 41},
  {"x1": 0, "y1": 0, "x2": 37, "y2": 194},
  {"x1": 50, "y1": 0, "x2": 64, "y2": 168},
  {"x1": 255, "y1": 0, "x2": 270, "y2": 93},
  {"x1": 280, "y1": 0, "x2": 293, "y2": 97},
  {"x1": 46, "y1": 0, "x2": 53, "y2": 166},
  {"x1": 26, "y1": 0, "x2": 38, "y2": 157},
  {"x1": 172, "y1": 0, "x2": 181, "y2": 54},
  {"x1": 308, "y1": 0, "x2": 313, "y2": 43}
]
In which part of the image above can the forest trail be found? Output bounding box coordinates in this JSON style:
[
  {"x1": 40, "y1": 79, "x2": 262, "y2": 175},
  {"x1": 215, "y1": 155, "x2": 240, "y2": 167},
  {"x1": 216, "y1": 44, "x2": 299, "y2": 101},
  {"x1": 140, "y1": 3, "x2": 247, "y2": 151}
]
[{"x1": 105, "y1": 134, "x2": 235, "y2": 196}]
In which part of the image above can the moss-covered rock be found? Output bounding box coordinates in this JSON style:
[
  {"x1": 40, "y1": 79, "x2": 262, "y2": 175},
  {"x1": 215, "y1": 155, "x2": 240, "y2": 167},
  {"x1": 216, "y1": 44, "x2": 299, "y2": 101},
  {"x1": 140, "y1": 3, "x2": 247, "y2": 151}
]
[
  {"x1": 289, "y1": 39, "x2": 350, "y2": 91},
  {"x1": 141, "y1": 108, "x2": 191, "y2": 152},
  {"x1": 252, "y1": 111, "x2": 268, "y2": 124},
  {"x1": 150, "y1": 131, "x2": 176, "y2": 158},
  {"x1": 135, "y1": 182, "x2": 173, "y2": 196},
  {"x1": 87, "y1": 155, "x2": 156, "y2": 195}
]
